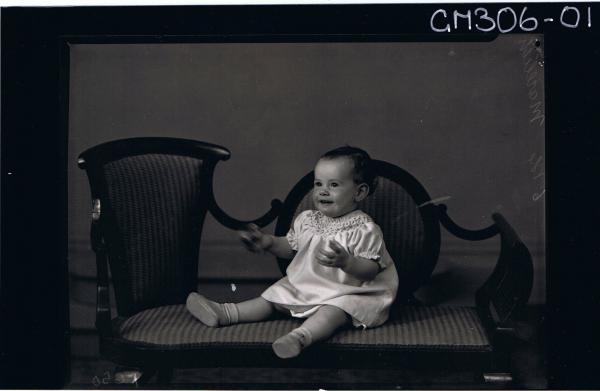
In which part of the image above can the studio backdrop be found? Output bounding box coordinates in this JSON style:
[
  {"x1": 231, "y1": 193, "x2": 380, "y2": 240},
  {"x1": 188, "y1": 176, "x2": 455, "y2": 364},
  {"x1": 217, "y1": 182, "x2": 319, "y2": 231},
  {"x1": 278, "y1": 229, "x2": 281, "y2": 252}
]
[{"x1": 67, "y1": 36, "x2": 545, "y2": 329}]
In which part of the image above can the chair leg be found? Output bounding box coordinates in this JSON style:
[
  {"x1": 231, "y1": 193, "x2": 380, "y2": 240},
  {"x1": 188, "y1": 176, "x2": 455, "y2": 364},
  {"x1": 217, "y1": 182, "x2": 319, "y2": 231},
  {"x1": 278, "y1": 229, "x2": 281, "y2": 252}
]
[
  {"x1": 156, "y1": 368, "x2": 174, "y2": 385},
  {"x1": 482, "y1": 330, "x2": 517, "y2": 387},
  {"x1": 483, "y1": 373, "x2": 513, "y2": 388},
  {"x1": 483, "y1": 350, "x2": 515, "y2": 388},
  {"x1": 113, "y1": 367, "x2": 156, "y2": 385}
]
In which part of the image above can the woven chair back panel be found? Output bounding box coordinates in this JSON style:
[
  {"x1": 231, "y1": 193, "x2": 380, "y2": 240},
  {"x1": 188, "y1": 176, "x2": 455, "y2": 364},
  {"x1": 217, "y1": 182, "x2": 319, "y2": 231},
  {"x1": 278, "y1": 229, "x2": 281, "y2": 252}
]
[
  {"x1": 291, "y1": 177, "x2": 426, "y2": 294},
  {"x1": 102, "y1": 154, "x2": 206, "y2": 314}
]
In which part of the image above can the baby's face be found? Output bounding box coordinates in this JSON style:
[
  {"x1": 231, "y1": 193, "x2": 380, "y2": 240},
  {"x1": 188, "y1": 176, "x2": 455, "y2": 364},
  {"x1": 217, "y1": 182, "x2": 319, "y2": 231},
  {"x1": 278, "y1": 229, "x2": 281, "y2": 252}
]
[{"x1": 313, "y1": 157, "x2": 361, "y2": 218}]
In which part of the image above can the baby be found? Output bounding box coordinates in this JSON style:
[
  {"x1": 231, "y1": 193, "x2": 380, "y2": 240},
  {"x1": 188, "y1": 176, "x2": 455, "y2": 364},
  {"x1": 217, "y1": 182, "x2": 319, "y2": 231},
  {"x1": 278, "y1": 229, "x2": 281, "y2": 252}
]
[{"x1": 186, "y1": 146, "x2": 399, "y2": 358}]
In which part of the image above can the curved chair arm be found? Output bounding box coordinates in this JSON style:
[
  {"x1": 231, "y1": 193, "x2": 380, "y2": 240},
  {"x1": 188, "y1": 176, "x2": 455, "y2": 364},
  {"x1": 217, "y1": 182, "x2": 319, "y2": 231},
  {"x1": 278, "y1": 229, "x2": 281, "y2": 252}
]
[
  {"x1": 490, "y1": 212, "x2": 521, "y2": 248},
  {"x1": 90, "y1": 216, "x2": 112, "y2": 337},
  {"x1": 208, "y1": 198, "x2": 284, "y2": 230},
  {"x1": 438, "y1": 204, "x2": 499, "y2": 240},
  {"x1": 475, "y1": 213, "x2": 534, "y2": 335}
]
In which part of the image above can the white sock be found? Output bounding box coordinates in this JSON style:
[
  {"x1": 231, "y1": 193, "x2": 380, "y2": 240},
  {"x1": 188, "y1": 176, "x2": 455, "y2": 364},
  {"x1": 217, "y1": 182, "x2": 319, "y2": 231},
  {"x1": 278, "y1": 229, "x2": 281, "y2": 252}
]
[
  {"x1": 272, "y1": 327, "x2": 314, "y2": 359},
  {"x1": 186, "y1": 292, "x2": 239, "y2": 327},
  {"x1": 290, "y1": 327, "x2": 313, "y2": 347},
  {"x1": 222, "y1": 302, "x2": 239, "y2": 325}
]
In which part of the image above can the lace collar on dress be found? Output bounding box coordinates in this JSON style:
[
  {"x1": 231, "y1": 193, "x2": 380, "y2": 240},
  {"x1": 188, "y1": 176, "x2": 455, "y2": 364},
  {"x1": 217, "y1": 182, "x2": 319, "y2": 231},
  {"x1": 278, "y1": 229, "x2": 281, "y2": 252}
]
[{"x1": 304, "y1": 209, "x2": 372, "y2": 236}]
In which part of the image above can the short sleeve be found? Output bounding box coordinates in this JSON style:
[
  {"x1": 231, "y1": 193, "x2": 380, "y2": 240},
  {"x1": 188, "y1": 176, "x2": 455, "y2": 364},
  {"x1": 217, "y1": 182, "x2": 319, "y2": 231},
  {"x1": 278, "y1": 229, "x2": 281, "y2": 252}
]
[
  {"x1": 286, "y1": 210, "x2": 310, "y2": 251},
  {"x1": 348, "y1": 223, "x2": 392, "y2": 270}
]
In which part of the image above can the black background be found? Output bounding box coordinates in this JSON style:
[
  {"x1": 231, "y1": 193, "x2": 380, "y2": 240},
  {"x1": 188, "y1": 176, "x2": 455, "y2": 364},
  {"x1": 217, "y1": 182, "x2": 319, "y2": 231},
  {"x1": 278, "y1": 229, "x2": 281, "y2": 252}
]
[{"x1": 2, "y1": 4, "x2": 599, "y2": 388}]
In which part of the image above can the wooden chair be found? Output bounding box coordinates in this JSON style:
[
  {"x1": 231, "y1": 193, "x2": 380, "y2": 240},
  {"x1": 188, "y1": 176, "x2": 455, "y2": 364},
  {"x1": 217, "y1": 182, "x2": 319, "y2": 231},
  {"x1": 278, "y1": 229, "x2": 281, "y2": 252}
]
[{"x1": 77, "y1": 137, "x2": 533, "y2": 386}]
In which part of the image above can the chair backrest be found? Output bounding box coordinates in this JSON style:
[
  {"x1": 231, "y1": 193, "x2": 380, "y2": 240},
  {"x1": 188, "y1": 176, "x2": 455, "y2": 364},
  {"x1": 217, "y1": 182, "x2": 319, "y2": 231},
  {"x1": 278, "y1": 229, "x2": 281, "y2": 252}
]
[
  {"x1": 78, "y1": 137, "x2": 230, "y2": 316},
  {"x1": 274, "y1": 160, "x2": 441, "y2": 303}
]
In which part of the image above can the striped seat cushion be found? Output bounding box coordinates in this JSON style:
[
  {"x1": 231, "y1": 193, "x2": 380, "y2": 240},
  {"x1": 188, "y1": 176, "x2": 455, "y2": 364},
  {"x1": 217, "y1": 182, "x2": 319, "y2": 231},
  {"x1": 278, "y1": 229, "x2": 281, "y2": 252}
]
[{"x1": 114, "y1": 305, "x2": 490, "y2": 351}]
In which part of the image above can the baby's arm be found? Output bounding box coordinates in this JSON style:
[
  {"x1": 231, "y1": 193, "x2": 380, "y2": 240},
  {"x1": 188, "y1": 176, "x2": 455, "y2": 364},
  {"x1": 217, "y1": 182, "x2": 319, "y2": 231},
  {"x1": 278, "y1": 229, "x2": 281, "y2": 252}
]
[
  {"x1": 239, "y1": 224, "x2": 295, "y2": 259},
  {"x1": 341, "y1": 255, "x2": 380, "y2": 281},
  {"x1": 264, "y1": 235, "x2": 295, "y2": 259},
  {"x1": 316, "y1": 241, "x2": 379, "y2": 281}
]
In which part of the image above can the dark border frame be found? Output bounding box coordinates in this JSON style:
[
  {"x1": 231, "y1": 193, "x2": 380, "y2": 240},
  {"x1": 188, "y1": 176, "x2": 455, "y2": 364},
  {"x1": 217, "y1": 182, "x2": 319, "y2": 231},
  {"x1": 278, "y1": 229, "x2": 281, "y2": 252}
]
[{"x1": 2, "y1": 4, "x2": 600, "y2": 388}]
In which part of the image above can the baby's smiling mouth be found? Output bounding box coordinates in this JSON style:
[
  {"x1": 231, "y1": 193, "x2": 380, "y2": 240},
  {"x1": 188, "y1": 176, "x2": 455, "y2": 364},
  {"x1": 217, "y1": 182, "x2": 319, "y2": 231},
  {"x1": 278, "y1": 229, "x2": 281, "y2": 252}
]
[{"x1": 318, "y1": 200, "x2": 334, "y2": 204}]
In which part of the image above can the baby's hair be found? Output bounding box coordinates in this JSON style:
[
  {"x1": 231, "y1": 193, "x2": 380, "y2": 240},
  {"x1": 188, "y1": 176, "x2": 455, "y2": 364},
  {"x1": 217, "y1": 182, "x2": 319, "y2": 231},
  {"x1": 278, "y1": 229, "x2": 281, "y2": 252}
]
[{"x1": 320, "y1": 146, "x2": 378, "y2": 196}]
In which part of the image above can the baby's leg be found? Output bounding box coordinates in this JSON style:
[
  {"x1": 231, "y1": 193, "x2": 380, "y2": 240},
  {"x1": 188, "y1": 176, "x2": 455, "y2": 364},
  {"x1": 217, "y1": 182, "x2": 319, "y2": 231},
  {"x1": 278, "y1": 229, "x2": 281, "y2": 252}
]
[
  {"x1": 272, "y1": 305, "x2": 350, "y2": 359},
  {"x1": 236, "y1": 297, "x2": 275, "y2": 322},
  {"x1": 186, "y1": 293, "x2": 274, "y2": 327}
]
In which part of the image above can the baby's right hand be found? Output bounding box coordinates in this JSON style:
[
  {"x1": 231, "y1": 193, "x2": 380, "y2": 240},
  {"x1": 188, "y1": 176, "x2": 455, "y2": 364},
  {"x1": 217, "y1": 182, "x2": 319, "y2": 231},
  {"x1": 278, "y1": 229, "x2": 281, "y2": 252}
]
[{"x1": 239, "y1": 223, "x2": 273, "y2": 253}]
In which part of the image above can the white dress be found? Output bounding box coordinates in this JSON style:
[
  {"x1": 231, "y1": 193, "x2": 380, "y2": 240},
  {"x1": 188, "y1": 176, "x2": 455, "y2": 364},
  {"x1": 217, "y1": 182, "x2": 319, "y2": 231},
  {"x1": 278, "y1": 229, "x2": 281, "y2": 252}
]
[{"x1": 261, "y1": 209, "x2": 399, "y2": 328}]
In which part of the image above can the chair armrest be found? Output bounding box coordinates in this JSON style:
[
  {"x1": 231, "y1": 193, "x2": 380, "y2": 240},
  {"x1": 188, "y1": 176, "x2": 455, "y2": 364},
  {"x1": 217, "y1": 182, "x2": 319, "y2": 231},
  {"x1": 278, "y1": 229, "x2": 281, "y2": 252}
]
[
  {"x1": 438, "y1": 204, "x2": 499, "y2": 240},
  {"x1": 475, "y1": 213, "x2": 534, "y2": 334},
  {"x1": 90, "y1": 217, "x2": 112, "y2": 336},
  {"x1": 209, "y1": 198, "x2": 284, "y2": 230}
]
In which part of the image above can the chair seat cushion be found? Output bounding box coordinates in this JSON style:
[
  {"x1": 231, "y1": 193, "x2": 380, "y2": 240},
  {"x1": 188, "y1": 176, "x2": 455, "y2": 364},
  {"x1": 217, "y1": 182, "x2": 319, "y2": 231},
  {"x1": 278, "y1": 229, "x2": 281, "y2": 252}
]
[{"x1": 113, "y1": 304, "x2": 490, "y2": 352}]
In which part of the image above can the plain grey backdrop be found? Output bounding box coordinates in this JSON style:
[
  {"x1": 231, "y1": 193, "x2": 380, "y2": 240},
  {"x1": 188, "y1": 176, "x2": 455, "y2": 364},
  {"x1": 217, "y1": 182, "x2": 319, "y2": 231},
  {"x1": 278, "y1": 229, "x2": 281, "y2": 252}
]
[{"x1": 68, "y1": 35, "x2": 545, "y2": 329}]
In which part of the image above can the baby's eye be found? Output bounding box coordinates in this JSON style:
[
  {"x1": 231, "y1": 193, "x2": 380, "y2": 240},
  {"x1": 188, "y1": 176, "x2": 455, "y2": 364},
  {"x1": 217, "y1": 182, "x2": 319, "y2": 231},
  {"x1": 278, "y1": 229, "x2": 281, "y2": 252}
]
[
  {"x1": 330, "y1": 183, "x2": 339, "y2": 188},
  {"x1": 314, "y1": 181, "x2": 322, "y2": 187}
]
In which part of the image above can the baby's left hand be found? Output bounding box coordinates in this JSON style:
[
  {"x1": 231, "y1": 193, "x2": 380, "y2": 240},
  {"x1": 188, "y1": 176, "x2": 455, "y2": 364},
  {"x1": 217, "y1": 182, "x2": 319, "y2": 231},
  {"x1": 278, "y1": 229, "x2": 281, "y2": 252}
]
[{"x1": 316, "y1": 240, "x2": 350, "y2": 269}]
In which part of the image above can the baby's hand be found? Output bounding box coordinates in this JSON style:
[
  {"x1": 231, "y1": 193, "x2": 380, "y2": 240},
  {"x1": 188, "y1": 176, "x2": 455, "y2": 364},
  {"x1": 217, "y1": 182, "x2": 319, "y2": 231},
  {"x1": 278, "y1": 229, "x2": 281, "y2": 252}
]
[
  {"x1": 239, "y1": 224, "x2": 273, "y2": 253},
  {"x1": 316, "y1": 240, "x2": 350, "y2": 269}
]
